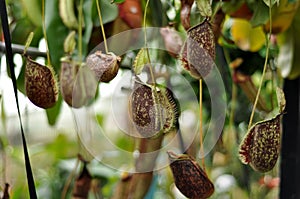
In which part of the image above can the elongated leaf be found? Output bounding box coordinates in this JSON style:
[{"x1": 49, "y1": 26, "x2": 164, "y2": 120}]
[
  {"x1": 17, "y1": 61, "x2": 26, "y2": 94},
  {"x1": 133, "y1": 48, "x2": 148, "y2": 75},
  {"x1": 11, "y1": 18, "x2": 36, "y2": 45},
  {"x1": 111, "y1": 0, "x2": 125, "y2": 4},
  {"x1": 46, "y1": 96, "x2": 62, "y2": 125},
  {"x1": 277, "y1": 28, "x2": 294, "y2": 78},
  {"x1": 149, "y1": 0, "x2": 166, "y2": 27},
  {"x1": 82, "y1": 0, "x2": 94, "y2": 59},
  {"x1": 45, "y1": 0, "x2": 69, "y2": 124},
  {"x1": 0, "y1": 1, "x2": 37, "y2": 197},
  {"x1": 250, "y1": 0, "x2": 269, "y2": 27},
  {"x1": 45, "y1": 0, "x2": 69, "y2": 71},
  {"x1": 22, "y1": 0, "x2": 42, "y2": 27},
  {"x1": 277, "y1": 7, "x2": 300, "y2": 80}
]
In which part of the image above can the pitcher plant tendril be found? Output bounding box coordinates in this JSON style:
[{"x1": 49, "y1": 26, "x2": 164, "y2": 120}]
[
  {"x1": 96, "y1": 0, "x2": 108, "y2": 54},
  {"x1": 42, "y1": 0, "x2": 52, "y2": 67},
  {"x1": 141, "y1": 0, "x2": 164, "y2": 130},
  {"x1": 247, "y1": 0, "x2": 272, "y2": 130},
  {"x1": 199, "y1": 79, "x2": 205, "y2": 171},
  {"x1": 78, "y1": 0, "x2": 83, "y2": 62},
  {"x1": 143, "y1": 0, "x2": 156, "y2": 88}
]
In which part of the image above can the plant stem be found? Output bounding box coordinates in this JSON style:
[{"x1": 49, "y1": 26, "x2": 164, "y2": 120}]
[
  {"x1": 199, "y1": 79, "x2": 205, "y2": 170},
  {"x1": 61, "y1": 158, "x2": 80, "y2": 199},
  {"x1": 229, "y1": 82, "x2": 237, "y2": 129},
  {"x1": 78, "y1": 0, "x2": 83, "y2": 62},
  {"x1": 143, "y1": 0, "x2": 150, "y2": 48},
  {"x1": 143, "y1": 0, "x2": 156, "y2": 87},
  {"x1": 42, "y1": 0, "x2": 52, "y2": 67},
  {"x1": 247, "y1": 3, "x2": 272, "y2": 130},
  {"x1": 270, "y1": 64, "x2": 274, "y2": 110},
  {"x1": 96, "y1": 0, "x2": 109, "y2": 54},
  {"x1": 61, "y1": 111, "x2": 83, "y2": 199},
  {"x1": 142, "y1": 0, "x2": 163, "y2": 131}
]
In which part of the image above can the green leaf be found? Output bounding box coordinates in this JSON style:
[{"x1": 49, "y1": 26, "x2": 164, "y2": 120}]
[
  {"x1": 92, "y1": 0, "x2": 118, "y2": 26},
  {"x1": 1, "y1": 97, "x2": 7, "y2": 134},
  {"x1": 22, "y1": 0, "x2": 42, "y2": 27},
  {"x1": 16, "y1": 60, "x2": 26, "y2": 94},
  {"x1": 45, "y1": 134, "x2": 78, "y2": 158},
  {"x1": 46, "y1": 95, "x2": 62, "y2": 126},
  {"x1": 11, "y1": 18, "x2": 36, "y2": 45},
  {"x1": 277, "y1": 7, "x2": 300, "y2": 80},
  {"x1": 133, "y1": 48, "x2": 148, "y2": 75},
  {"x1": 115, "y1": 135, "x2": 135, "y2": 151},
  {"x1": 45, "y1": 0, "x2": 69, "y2": 71},
  {"x1": 277, "y1": 27, "x2": 294, "y2": 78},
  {"x1": 111, "y1": 0, "x2": 125, "y2": 4},
  {"x1": 148, "y1": 0, "x2": 167, "y2": 27},
  {"x1": 196, "y1": 0, "x2": 212, "y2": 17},
  {"x1": 250, "y1": 0, "x2": 270, "y2": 27},
  {"x1": 96, "y1": 114, "x2": 104, "y2": 126},
  {"x1": 44, "y1": 0, "x2": 69, "y2": 125},
  {"x1": 82, "y1": 0, "x2": 95, "y2": 59},
  {"x1": 221, "y1": 1, "x2": 244, "y2": 15}
]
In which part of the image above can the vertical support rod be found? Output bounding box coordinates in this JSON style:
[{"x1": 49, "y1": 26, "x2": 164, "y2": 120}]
[{"x1": 280, "y1": 78, "x2": 300, "y2": 199}]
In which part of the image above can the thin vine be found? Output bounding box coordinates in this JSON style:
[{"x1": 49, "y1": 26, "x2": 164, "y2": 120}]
[
  {"x1": 96, "y1": 0, "x2": 109, "y2": 54},
  {"x1": 247, "y1": 1, "x2": 272, "y2": 130},
  {"x1": 143, "y1": 0, "x2": 156, "y2": 88},
  {"x1": 78, "y1": 0, "x2": 83, "y2": 62},
  {"x1": 61, "y1": 109, "x2": 92, "y2": 198},
  {"x1": 42, "y1": 0, "x2": 52, "y2": 67},
  {"x1": 142, "y1": 0, "x2": 164, "y2": 131},
  {"x1": 229, "y1": 82, "x2": 237, "y2": 129},
  {"x1": 61, "y1": 158, "x2": 80, "y2": 199},
  {"x1": 199, "y1": 79, "x2": 205, "y2": 170},
  {"x1": 60, "y1": 2, "x2": 86, "y2": 197}
]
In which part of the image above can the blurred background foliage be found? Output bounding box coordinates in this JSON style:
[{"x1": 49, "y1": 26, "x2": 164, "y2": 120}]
[{"x1": 0, "y1": 0, "x2": 299, "y2": 198}]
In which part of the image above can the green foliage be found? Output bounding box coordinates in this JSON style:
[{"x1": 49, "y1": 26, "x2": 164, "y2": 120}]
[
  {"x1": 111, "y1": 0, "x2": 125, "y2": 4},
  {"x1": 92, "y1": 0, "x2": 118, "y2": 27},
  {"x1": 45, "y1": 0, "x2": 69, "y2": 71},
  {"x1": 250, "y1": 0, "x2": 270, "y2": 27},
  {"x1": 133, "y1": 48, "x2": 148, "y2": 75},
  {"x1": 22, "y1": 0, "x2": 42, "y2": 27},
  {"x1": 196, "y1": 0, "x2": 212, "y2": 17}
]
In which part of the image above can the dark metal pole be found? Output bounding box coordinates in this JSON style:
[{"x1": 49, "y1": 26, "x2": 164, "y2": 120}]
[
  {"x1": 0, "y1": 41, "x2": 47, "y2": 57},
  {"x1": 280, "y1": 77, "x2": 300, "y2": 199}
]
